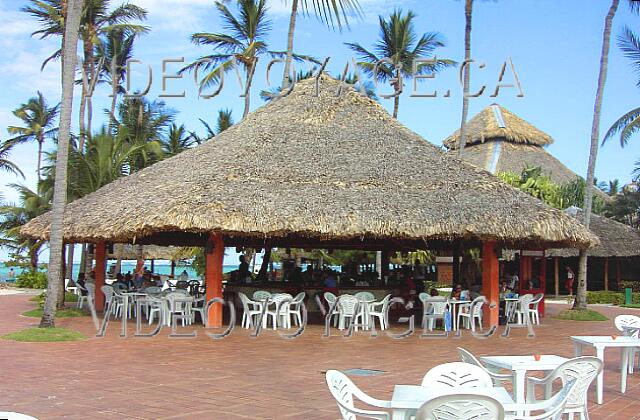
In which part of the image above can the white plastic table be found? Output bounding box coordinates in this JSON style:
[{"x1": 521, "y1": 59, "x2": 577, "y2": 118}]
[
  {"x1": 571, "y1": 335, "x2": 640, "y2": 404},
  {"x1": 448, "y1": 299, "x2": 470, "y2": 330},
  {"x1": 480, "y1": 355, "x2": 568, "y2": 408},
  {"x1": 390, "y1": 384, "x2": 515, "y2": 420}
]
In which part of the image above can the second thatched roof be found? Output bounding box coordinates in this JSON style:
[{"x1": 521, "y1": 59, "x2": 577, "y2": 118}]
[
  {"x1": 444, "y1": 104, "x2": 553, "y2": 150},
  {"x1": 22, "y1": 77, "x2": 597, "y2": 250},
  {"x1": 547, "y1": 207, "x2": 640, "y2": 258},
  {"x1": 108, "y1": 244, "x2": 182, "y2": 261}
]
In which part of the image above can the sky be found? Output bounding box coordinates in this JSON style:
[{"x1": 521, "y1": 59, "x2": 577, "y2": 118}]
[{"x1": 1, "y1": 0, "x2": 639, "y2": 263}]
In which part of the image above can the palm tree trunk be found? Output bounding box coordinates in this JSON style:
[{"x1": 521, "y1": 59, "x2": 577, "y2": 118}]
[
  {"x1": 457, "y1": 0, "x2": 473, "y2": 157},
  {"x1": 78, "y1": 91, "x2": 86, "y2": 151},
  {"x1": 30, "y1": 246, "x2": 39, "y2": 272},
  {"x1": 393, "y1": 94, "x2": 400, "y2": 119},
  {"x1": 66, "y1": 243, "x2": 75, "y2": 284},
  {"x1": 282, "y1": 0, "x2": 299, "y2": 88},
  {"x1": 243, "y1": 60, "x2": 258, "y2": 119},
  {"x1": 40, "y1": 0, "x2": 83, "y2": 329},
  {"x1": 79, "y1": 243, "x2": 87, "y2": 275},
  {"x1": 36, "y1": 138, "x2": 43, "y2": 181},
  {"x1": 257, "y1": 247, "x2": 272, "y2": 282},
  {"x1": 575, "y1": 0, "x2": 619, "y2": 310},
  {"x1": 57, "y1": 244, "x2": 66, "y2": 309}
]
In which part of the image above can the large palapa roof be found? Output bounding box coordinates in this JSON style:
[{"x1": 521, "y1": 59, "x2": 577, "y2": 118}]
[
  {"x1": 22, "y1": 77, "x2": 597, "y2": 249},
  {"x1": 547, "y1": 207, "x2": 640, "y2": 258}
]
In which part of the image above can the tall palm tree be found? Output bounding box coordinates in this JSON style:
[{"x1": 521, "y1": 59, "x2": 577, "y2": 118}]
[
  {"x1": 161, "y1": 124, "x2": 196, "y2": 157},
  {"x1": 216, "y1": 109, "x2": 235, "y2": 133},
  {"x1": 457, "y1": 0, "x2": 473, "y2": 156},
  {"x1": 6, "y1": 92, "x2": 59, "y2": 181},
  {"x1": 181, "y1": 0, "x2": 272, "y2": 119},
  {"x1": 575, "y1": 0, "x2": 620, "y2": 310},
  {"x1": 345, "y1": 9, "x2": 454, "y2": 118},
  {"x1": 281, "y1": 0, "x2": 362, "y2": 87},
  {"x1": 0, "y1": 143, "x2": 25, "y2": 179},
  {"x1": 608, "y1": 179, "x2": 620, "y2": 196},
  {"x1": 94, "y1": 27, "x2": 139, "y2": 125},
  {"x1": 40, "y1": 0, "x2": 84, "y2": 329},
  {"x1": 602, "y1": 27, "x2": 640, "y2": 146}
]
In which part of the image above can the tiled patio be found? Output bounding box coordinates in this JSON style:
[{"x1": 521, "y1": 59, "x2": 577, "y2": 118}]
[{"x1": 1, "y1": 294, "x2": 639, "y2": 419}]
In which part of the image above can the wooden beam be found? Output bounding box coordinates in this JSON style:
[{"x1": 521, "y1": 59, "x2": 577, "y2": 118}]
[
  {"x1": 94, "y1": 242, "x2": 106, "y2": 311},
  {"x1": 482, "y1": 241, "x2": 500, "y2": 327},
  {"x1": 554, "y1": 257, "x2": 559, "y2": 297},
  {"x1": 616, "y1": 257, "x2": 621, "y2": 290},
  {"x1": 205, "y1": 233, "x2": 225, "y2": 328},
  {"x1": 604, "y1": 257, "x2": 609, "y2": 291}
]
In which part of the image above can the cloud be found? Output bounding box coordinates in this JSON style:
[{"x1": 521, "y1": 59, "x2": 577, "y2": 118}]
[{"x1": 134, "y1": 0, "x2": 211, "y2": 31}]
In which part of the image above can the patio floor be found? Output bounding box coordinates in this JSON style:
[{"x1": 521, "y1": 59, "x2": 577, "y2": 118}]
[{"x1": 1, "y1": 294, "x2": 639, "y2": 419}]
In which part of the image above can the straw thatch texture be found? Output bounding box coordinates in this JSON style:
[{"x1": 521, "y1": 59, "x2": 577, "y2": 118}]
[
  {"x1": 22, "y1": 77, "x2": 597, "y2": 249},
  {"x1": 458, "y1": 141, "x2": 583, "y2": 186},
  {"x1": 547, "y1": 208, "x2": 640, "y2": 258},
  {"x1": 107, "y1": 244, "x2": 181, "y2": 260},
  {"x1": 444, "y1": 104, "x2": 553, "y2": 149}
]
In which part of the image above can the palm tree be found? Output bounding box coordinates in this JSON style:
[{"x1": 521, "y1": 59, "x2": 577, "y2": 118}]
[
  {"x1": 40, "y1": 0, "x2": 84, "y2": 329},
  {"x1": 0, "y1": 143, "x2": 25, "y2": 179},
  {"x1": 281, "y1": 0, "x2": 362, "y2": 87},
  {"x1": 602, "y1": 27, "x2": 640, "y2": 146},
  {"x1": 22, "y1": 1, "x2": 148, "y2": 149},
  {"x1": 6, "y1": 92, "x2": 59, "y2": 181},
  {"x1": 110, "y1": 96, "x2": 173, "y2": 169},
  {"x1": 161, "y1": 124, "x2": 196, "y2": 157},
  {"x1": 575, "y1": 0, "x2": 620, "y2": 310},
  {"x1": 457, "y1": 0, "x2": 473, "y2": 157},
  {"x1": 608, "y1": 179, "x2": 620, "y2": 195},
  {"x1": 181, "y1": 0, "x2": 271, "y2": 119},
  {"x1": 216, "y1": 109, "x2": 235, "y2": 133},
  {"x1": 0, "y1": 184, "x2": 52, "y2": 272},
  {"x1": 345, "y1": 9, "x2": 454, "y2": 118},
  {"x1": 94, "y1": 27, "x2": 139, "y2": 125}
]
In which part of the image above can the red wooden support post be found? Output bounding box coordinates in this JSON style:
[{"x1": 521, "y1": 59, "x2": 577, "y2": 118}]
[
  {"x1": 482, "y1": 241, "x2": 500, "y2": 327},
  {"x1": 94, "y1": 242, "x2": 107, "y2": 311},
  {"x1": 205, "y1": 233, "x2": 225, "y2": 328}
]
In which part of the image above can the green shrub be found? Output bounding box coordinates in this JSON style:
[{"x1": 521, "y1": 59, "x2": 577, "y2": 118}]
[
  {"x1": 619, "y1": 281, "x2": 640, "y2": 292},
  {"x1": 586, "y1": 290, "x2": 640, "y2": 305},
  {"x1": 15, "y1": 271, "x2": 47, "y2": 289}
]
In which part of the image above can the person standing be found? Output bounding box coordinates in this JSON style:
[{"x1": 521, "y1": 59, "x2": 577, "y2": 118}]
[
  {"x1": 565, "y1": 267, "x2": 575, "y2": 295},
  {"x1": 7, "y1": 268, "x2": 16, "y2": 281}
]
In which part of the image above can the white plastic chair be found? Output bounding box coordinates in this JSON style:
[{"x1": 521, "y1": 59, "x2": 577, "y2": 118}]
[
  {"x1": 146, "y1": 294, "x2": 165, "y2": 325},
  {"x1": 325, "y1": 370, "x2": 391, "y2": 420},
  {"x1": 238, "y1": 292, "x2": 262, "y2": 329},
  {"x1": 85, "y1": 283, "x2": 95, "y2": 308},
  {"x1": 615, "y1": 314, "x2": 640, "y2": 373},
  {"x1": 457, "y1": 296, "x2": 485, "y2": 332},
  {"x1": 368, "y1": 294, "x2": 392, "y2": 330},
  {"x1": 514, "y1": 294, "x2": 534, "y2": 325},
  {"x1": 526, "y1": 357, "x2": 601, "y2": 420},
  {"x1": 527, "y1": 293, "x2": 544, "y2": 325},
  {"x1": 419, "y1": 294, "x2": 449, "y2": 331},
  {"x1": 76, "y1": 283, "x2": 88, "y2": 309},
  {"x1": 511, "y1": 379, "x2": 577, "y2": 420},
  {"x1": 457, "y1": 347, "x2": 513, "y2": 388},
  {"x1": 324, "y1": 292, "x2": 340, "y2": 327},
  {"x1": 165, "y1": 291, "x2": 193, "y2": 327},
  {"x1": 101, "y1": 285, "x2": 115, "y2": 315},
  {"x1": 264, "y1": 293, "x2": 293, "y2": 329},
  {"x1": 338, "y1": 295, "x2": 363, "y2": 330},
  {"x1": 421, "y1": 362, "x2": 493, "y2": 388},
  {"x1": 288, "y1": 292, "x2": 306, "y2": 326},
  {"x1": 415, "y1": 394, "x2": 505, "y2": 420}
]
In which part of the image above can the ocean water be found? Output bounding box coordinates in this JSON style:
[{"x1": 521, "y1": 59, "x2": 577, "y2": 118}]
[{"x1": 0, "y1": 262, "x2": 239, "y2": 282}]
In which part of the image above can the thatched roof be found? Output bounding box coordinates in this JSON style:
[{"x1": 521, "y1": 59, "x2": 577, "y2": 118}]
[
  {"x1": 22, "y1": 77, "x2": 597, "y2": 250},
  {"x1": 444, "y1": 104, "x2": 553, "y2": 150},
  {"x1": 547, "y1": 207, "x2": 640, "y2": 258},
  {"x1": 108, "y1": 244, "x2": 181, "y2": 260}
]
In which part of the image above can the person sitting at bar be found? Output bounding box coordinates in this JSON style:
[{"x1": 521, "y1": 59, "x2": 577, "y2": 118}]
[
  {"x1": 76, "y1": 273, "x2": 87, "y2": 296},
  {"x1": 179, "y1": 270, "x2": 189, "y2": 282},
  {"x1": 500, "y1": 281, "x2": 509, "y2": 293},
  {"x1": 112, "y1": 273, "x2": 127, "y2": 289},
  {"x1": 124, "y1": 272, "x2": 134, "y2": 289},
  {"x1": 429, "y1": 287, "x2": 439, "y2": 297},
  {"x1": 238, "y1": 255, "x2": 251, "y2": 284},
  {"x1": 451, "y1": 284, "x2": 463, "y2": 299}
]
